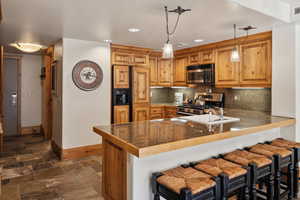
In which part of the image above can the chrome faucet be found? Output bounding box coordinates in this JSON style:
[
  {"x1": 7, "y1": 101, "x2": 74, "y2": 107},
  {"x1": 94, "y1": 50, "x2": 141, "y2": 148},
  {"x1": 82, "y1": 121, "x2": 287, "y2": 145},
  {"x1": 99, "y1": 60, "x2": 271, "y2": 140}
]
[{"x1": 207, "y1": 107, "x2": 224, "y2": 120}]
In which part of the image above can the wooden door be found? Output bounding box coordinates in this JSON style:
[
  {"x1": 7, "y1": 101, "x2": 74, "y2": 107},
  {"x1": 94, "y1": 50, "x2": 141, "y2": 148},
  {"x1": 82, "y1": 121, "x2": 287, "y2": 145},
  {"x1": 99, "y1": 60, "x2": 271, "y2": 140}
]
[
  {"x1": 112, "y1": 52, "x2": 132, "y2": 65},
  {"x1": 158, "y1": 59, "x2": 173, "y2": 86},
  {"x1": 240, "y1": 40, "x2": 271, "y2": 87},
  {"x1": 215, "y1": 46, "x2": 240, "y2": 87},
  {"x1": 200, "y1": 50, "x2": 215, "y2": 64},
  {"x1": 189, "y1": 52, "x2": 200, "y2": 65},
  {"x1": 114, "y1": 65, "x2": 129, "y2": 88},
  {"x1": 133, "y1": 67, "x2": 150, "y2": 104},
  {"x1": 173, "y1": 57, "x2": 188, "y2": 86},
  {"x1": 150, "y1": 57, "x2": 158, "y2": 86},
  {"x1": 133, "y1": 105, "x2": 149, "y2": 121},
  {"x1": 113, "y1": 105, "x2": 129, "y2": 124}
]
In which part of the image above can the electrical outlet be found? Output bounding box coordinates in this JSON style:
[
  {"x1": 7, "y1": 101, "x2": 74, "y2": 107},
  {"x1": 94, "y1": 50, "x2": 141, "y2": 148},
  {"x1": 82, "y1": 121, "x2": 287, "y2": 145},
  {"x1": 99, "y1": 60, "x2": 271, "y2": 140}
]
[
  {"x1": 234, "y1": 95, "x2": 240, "y2": 101},
  {"x1": 150, "y1": 91, "x2": 153, "y2": 97}
]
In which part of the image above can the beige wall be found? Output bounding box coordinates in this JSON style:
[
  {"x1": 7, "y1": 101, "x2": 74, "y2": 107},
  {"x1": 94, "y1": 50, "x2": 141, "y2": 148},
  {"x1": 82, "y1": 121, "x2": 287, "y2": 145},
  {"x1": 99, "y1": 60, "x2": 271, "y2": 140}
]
[{"x1": 21, "y1": 54, "x2": 42, "y2": 127}]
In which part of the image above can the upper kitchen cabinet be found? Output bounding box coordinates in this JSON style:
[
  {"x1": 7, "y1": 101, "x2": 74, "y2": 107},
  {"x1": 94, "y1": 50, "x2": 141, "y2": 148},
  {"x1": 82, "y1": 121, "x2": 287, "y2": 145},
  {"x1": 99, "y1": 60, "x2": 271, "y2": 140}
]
[
  {"x1": 150, "y1": 56, "x2": 159, "y2": 86},
  {"x1": 188, "y1": 52, "x2": 200, "y2": 65},
  {"x1": 173, "y1": 56, "x2": 188, "y2": 86},
  {"x1": 239, "y1": 40, "x2": 271, "y2": 87},
  {"x1": 133, "y1": 66, "x2": 150, "y2": 104},
  {"x1": 132, "y1": 54, "x2": 148, "y2": 65},
  {"x1": 158, "y1": 59, "x2": 173, "y2": 87},
  {"x1": 215, "y1": 46, "x2": 240, "y2": 87},
  {"x1": 112, "y1": 52, "x2": 132, "y2": 65},
  {"x1": 200, "y1": 49, "x2": 215, "y2": 64},
  {"x1": 113, "y1": 65, "x2": 129, "y2": 88}
]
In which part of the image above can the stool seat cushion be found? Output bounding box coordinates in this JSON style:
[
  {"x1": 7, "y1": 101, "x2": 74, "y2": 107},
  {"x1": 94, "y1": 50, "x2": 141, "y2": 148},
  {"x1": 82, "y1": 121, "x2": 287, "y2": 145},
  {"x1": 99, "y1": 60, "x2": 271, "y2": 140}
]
[
  {"x1": 194, "y1": 158, "x2": 247, "y2": 179},
  {"x1": 157, "y1": 167, "x2": 215, "y2": 195},
  {"x1": 271, "y1": 138, "x2": 300, "y2": 149},
  {"x1": 224, "y1": 150, "x2": 272, "y2": 167},
  {"x1": 250, "y1": 143, "x2": 292, "y2": 158}
]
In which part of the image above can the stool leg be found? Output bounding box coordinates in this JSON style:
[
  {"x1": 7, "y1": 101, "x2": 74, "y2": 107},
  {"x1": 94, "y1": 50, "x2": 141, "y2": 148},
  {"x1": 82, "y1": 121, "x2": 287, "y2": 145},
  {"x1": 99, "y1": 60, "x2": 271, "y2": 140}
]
[
  {"x1": 293, "y1": 149, "x2": 299, "y2": 198},
  {"x1": 219, "y1": 173, "x2": 229, "y2": 200},
  {"x1": 287, "y1": 163, "x2": 294, "y2": 200},
  {"x1": 273, "y1": 155, "x2": 281, "y2": 200},
  {"x1": 180, "y1": 188, "x2": 192, "y2": 200},
  {"x1": 154, "y1": 194, "x2": 160, "y2": 200},
  {"x1": 249, "y1": 163, "x2": 257, "y2": 200},
  {"x1": 266, "y1": 174, "x2": 274, "y2": 200}
]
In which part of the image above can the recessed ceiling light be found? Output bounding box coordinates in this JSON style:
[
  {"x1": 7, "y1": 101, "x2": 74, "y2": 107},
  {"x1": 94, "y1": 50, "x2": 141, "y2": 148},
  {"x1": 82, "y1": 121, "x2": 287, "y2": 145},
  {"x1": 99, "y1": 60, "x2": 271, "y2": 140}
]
[
  {"x1": 103, "y1": 39, "x2": 112, "y2": 43},
  {"x1": 128, "y1": 28, "x2": 141, "y2": 32},
  {"x1": 194, "y1": 39, "x2": 204, "y2": 43}
]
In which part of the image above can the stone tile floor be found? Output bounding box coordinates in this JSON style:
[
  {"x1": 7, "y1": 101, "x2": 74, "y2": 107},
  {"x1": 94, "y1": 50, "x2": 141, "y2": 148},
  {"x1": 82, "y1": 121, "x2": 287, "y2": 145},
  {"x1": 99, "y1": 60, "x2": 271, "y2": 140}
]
[{"x1": 0, "y1": 134, "x2": 103, "y2": 200}]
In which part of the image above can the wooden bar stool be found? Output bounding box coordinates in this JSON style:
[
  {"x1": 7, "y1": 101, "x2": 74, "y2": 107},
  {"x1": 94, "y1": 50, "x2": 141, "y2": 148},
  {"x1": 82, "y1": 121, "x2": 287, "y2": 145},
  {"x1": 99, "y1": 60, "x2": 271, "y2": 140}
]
[
  {"x1": 191, "y1": 158, "x2": 250, "y2": 200},
  {"x1": 268, "y1": 138, "x2": 300, "y2": 198},
  {"x1": 248, "y1": 143, "x2": 294, "y2": 200},
  {"x1": 222, "y1": 149, "x2": 274, "y2": 200},
  {"x1": 152, "y1": 165, "x2": 221, "y2": 200}
]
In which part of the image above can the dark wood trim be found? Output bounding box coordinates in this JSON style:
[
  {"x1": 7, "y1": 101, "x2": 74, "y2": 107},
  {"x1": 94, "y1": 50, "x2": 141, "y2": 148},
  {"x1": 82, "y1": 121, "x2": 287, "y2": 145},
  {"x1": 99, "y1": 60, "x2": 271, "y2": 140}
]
[
  {"x1": 0, "y1": 0, "x2": 2, "y2": 23},
  {"x1": 51, "y1": 140, "x2": 62, "y2": 160}
]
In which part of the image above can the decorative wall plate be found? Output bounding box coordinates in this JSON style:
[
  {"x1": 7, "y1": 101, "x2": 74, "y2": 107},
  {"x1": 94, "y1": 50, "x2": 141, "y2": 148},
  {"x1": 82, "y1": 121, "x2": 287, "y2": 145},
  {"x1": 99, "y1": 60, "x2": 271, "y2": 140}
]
[{"x1": 72, "y1": 60, "x2": 103, "y2": 91}]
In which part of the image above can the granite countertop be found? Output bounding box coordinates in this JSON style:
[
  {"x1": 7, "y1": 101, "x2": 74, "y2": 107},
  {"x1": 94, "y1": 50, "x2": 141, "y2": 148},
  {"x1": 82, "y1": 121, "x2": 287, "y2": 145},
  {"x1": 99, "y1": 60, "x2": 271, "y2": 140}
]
[{"x1": 93, "y1": 109, "x2": 295, "y2": 158}]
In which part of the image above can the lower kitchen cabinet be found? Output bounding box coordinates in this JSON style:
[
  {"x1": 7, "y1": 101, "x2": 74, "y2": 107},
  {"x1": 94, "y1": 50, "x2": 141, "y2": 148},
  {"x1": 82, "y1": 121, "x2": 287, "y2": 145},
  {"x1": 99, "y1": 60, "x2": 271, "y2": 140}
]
[
  {"x1": 113, "y1": 105, "x2": 129, "y2": 124},
  {"x1": 133, "y1": 105, "x2": 150, "y2": 121},
  {"x1": 150, "y1": 105, "x2": 177, "y2": 119},
  {"x1": 164, "y1": 106, "x2": 177, "y2": 118}
]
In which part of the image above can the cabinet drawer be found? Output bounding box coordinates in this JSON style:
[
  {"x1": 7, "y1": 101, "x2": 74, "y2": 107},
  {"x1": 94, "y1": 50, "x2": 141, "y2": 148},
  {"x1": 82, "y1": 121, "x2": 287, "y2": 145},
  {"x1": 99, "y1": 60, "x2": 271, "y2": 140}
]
[
  {"x1": 151, "y1": 113, "x2": 163, "y2": 120},
  {"x1": 151, "y1": 107, "x2": 163, "y2": 114}
]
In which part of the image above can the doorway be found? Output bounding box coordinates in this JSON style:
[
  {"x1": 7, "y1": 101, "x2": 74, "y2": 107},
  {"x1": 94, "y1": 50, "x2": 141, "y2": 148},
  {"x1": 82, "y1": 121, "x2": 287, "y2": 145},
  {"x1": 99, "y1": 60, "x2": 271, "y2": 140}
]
[{"x1": 3, "y1": 55, "x2": 21, "y2": 136}]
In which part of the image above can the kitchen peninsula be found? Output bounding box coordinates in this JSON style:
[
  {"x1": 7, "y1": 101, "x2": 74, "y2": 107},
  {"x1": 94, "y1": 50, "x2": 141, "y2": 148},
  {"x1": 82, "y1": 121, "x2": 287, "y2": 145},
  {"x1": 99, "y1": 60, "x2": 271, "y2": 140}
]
[{"x1": 93, "y1": 109, "x2": 295, "y2": 200}]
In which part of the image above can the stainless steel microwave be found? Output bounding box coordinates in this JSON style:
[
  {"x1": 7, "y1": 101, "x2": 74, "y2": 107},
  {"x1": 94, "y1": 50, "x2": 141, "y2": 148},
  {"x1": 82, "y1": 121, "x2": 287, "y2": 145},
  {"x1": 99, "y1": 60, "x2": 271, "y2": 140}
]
[{"x1": 186, "y1": 64, "x2": 215, "y2": 85}]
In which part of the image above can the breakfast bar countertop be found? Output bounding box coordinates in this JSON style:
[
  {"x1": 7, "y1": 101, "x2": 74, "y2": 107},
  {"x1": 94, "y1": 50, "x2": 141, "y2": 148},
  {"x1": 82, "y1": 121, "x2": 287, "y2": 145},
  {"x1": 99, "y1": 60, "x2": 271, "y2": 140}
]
[{"x1": 93, "y1": 109, "x2": 295, "y2": 158}]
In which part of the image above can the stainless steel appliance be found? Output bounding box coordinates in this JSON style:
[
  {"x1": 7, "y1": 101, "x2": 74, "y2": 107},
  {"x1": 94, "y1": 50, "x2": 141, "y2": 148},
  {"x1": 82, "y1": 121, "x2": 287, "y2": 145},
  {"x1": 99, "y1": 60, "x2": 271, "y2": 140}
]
[
  {"x1": 186, "y1": 64, "x2": 215, "y2": 85},
  {"x1": 176, "y1": 92, "x2": 224, "y2": 116}
]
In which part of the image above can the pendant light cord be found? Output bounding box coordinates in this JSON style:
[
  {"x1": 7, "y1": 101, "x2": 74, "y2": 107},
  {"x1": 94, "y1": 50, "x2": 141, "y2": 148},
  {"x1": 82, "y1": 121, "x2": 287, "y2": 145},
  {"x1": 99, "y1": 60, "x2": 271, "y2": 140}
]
[{"x1": 165, "y1": 6, "x2": 181, "y2": 43}]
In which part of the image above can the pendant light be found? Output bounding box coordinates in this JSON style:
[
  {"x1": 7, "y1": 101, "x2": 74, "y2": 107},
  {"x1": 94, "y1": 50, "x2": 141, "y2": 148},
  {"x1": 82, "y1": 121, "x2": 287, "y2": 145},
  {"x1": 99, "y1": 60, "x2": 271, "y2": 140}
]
[
  {"x1": 231, "y1": 24, "x2": 240, "y2": 62},
  {"x1": 162, "y1": 6, "x2": 191, "y2": 59},
  {"x1": 10, "y1": 42, "x2": 46, "y2": 53}
]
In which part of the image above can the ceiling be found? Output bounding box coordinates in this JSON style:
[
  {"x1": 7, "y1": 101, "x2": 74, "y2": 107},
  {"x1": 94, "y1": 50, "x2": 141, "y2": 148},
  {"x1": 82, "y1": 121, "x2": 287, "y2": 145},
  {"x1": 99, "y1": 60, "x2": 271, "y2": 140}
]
[{"x1": 0, "y1": 0, "x2": 280, "y2": 51}]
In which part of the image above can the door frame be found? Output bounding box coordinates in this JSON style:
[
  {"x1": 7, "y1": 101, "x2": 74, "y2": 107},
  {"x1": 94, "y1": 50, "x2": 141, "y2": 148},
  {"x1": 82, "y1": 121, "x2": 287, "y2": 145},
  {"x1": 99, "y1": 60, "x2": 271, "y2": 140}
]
[{"x1": 2, "y1": 53, "x2": 22, "y2": 135}]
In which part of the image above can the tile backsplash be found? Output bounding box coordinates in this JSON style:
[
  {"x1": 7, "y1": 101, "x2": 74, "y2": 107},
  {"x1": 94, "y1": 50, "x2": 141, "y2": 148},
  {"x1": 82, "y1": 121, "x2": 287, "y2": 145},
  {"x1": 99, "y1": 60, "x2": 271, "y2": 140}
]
[{"x1": 151, "y1": 87, "x2": 271, "y2": 112}]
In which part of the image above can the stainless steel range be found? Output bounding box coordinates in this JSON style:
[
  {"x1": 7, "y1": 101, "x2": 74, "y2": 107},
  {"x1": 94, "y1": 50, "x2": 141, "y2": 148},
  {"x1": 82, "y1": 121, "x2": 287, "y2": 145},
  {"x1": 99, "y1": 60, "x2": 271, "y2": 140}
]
[{"x1": 176, "y1": 92, "x2": 224, "y2": 116}]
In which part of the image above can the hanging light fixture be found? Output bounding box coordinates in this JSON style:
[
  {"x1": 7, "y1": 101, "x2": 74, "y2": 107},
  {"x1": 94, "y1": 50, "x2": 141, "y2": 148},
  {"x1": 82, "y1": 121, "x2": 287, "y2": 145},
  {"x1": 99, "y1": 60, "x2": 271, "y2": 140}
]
[
  {"x1": 231, "y1": 24, "x2": 240, "y2": 62},
  {"x1": 10, "y1": 42, "x2": 46, "y2": 53},
  {"x1": 162, "y1": 6, "x2": 191, "y2": 59}
]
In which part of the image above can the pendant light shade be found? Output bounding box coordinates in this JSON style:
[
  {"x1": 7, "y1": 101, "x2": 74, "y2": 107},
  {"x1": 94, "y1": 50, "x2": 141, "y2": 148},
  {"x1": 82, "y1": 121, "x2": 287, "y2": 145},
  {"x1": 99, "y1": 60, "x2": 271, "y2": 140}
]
[
  {"x1": 162, "y1": 43, "x2": 174, "y2": 59},
  {"x1": 231, "y1": 46, "x2": 240, "y2": 62}
]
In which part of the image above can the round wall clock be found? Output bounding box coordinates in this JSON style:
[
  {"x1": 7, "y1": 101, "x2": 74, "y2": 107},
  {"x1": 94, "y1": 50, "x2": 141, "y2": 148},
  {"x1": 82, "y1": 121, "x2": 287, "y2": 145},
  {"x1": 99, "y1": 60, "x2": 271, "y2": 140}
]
[{"x1": 72, "y1": 60, "x2": 103, "y2": 91}]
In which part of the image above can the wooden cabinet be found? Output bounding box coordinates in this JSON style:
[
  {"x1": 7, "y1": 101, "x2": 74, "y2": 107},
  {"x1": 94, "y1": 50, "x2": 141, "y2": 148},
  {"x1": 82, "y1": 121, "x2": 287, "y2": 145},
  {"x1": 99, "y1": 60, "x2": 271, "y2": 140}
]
[
  {"x1": 112, "y1": 52, "x2": 148, "y2": 66},
  {"x1": 133, "y1": 67, "x2": 150, "y2": 104},
  {"x1": 113, "y1": 65, "x2": 129, "y2": 88},
  {"x1": 215, "y1": 46, "x2": 240, "y2": 87},
  {"x1": 133, "y1": 105, "x2": 150, "y2": 121},
  {"x1": 240, "y1": 40, "x2": 271, "y2": 87},
  {"x1": 112, "y1": 52, "x2": 132, "y2": 65},
  {"x1": 164, "y1": 106, "x2": 177, "y2": 118},
  {"x1": 189, "y1": 52, "x2": 200, "y2": 65},
  {"x1": 200, "y1": 49, "x2": 215, "y2": 64},
  {"x1": 150, "y1": 57, "x2": 158, "y2": 86},
  {"x1": 150, "y1": 105, "x2": 164, "y2": 120},
  {"x1": 158, "y1": 59, "x2": 173, "y2": 86},
  {"x1": 113, "y1": 105, "x2": 129, "y2": 124},
  {"x1": 173, "y1": 57, "x2": 188, "y2": 86}
]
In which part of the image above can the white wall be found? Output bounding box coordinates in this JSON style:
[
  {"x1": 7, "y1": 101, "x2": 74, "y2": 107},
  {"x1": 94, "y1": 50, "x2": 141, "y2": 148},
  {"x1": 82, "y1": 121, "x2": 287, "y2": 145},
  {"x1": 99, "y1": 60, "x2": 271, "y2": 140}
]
[
  {"x1": 21, "y1": 54, "x2": 42, "y2": 127},
  {"x1": 62, "y1": 38, "x2": 111, "y2": 149}
]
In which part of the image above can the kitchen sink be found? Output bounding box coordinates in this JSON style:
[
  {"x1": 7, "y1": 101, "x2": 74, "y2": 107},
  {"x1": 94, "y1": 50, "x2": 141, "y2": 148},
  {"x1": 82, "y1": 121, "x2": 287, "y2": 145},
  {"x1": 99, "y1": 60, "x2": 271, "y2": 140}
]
[{"x1": 179, "y1": 114, "x2": 240, "y2": 125}]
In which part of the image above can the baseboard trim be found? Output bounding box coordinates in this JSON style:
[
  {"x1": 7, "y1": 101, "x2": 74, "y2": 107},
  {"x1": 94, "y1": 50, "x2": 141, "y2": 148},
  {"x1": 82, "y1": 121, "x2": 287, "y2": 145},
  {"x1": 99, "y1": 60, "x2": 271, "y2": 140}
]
[
  {"x1": 21, "y1": 126, "x2": 41, "y2": 135},
  {"x1": 51, "y1": 140, "x2": 103, "y2": 160},
  {"x1": 62, "y1": 144, "x2": 103, "y2": 160}
]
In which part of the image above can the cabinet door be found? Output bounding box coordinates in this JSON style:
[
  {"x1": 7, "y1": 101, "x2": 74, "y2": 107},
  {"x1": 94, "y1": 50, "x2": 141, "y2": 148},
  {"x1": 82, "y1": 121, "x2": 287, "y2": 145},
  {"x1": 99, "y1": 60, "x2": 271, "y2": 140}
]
[
  {"x1": 150, "y1": 57, "x2": 158, "y2": 86},
  {"x1": 133, "y1": 105, "x2": 150, "y2": 121},
  {"x1": 158, "y1": 59, "x2": 173, "y2": 86},
  {"x1": 114, "y1": 65, "x2": 129, "y2": 88},
  {"x1": 133, "y1": 67, "x2": 150, "y2": 104},
  {"x1": 133, "y1": 54, "x2": 148, "y2": 66},
  {"x1": 173, "y1": 57, "x2": 188, "y2": 86},
  {"x1": 200, "y1": 50, "x2": 215, "y2": 64},
  {"x1": 240, "y1": 40, "x2": 271, "y2": 87},
  {"x1": 113, "y1": 105, "x2": 129, "y2": 124},
  {"x1": 215, "y1": 46, "x2": 240, "y2": 87},
  {"x1": 189, "y1": 52, "x2": 200, "y2": 65},
  {"x1": 112, "y1": 52, "x2": 132, "y2": 65}
]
